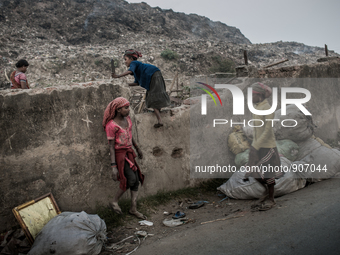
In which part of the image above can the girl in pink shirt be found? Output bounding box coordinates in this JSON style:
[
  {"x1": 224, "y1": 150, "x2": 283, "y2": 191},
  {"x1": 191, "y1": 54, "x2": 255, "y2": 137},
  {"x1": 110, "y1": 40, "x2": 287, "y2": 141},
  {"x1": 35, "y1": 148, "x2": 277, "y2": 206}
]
[{"x1": 10, "y1": 59, "x2": 29, "y2": 89}]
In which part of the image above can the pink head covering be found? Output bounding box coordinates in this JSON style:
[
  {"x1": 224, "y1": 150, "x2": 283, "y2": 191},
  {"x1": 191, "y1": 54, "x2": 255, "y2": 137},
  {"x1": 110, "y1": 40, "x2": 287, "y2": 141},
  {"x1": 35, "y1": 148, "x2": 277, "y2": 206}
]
[
  {"x1": 124, "y1": 49, "x2": 142, "y2": 59},
  {"x1": 102, "y1": 97, "x2": 130, "y2": 129}
]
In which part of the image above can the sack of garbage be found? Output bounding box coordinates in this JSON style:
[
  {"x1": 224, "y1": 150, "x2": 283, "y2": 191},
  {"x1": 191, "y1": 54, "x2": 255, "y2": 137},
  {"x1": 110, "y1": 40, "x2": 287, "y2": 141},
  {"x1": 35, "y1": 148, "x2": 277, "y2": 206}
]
[
  {"x1": 291, "y1": 138, "x2": 340, "y2": 182},
  {"x1": 217, "y1": 157, "x2": 306, "y2": 199},
  {"x1": 242, "y1": 126, "x2": 254, "y2": 141},
  {"x1": 234, "y1": 140, "x2": 299, "y2": 168},
  {"x1": 276, "y1": 139, "x2": 299, "y2": 162},
  {"x1": 228, "y1": 125, "x2": 250, "y2": 155},
  {"x1": 28, "y1": 211, "x2": 107, "y2": 255},
  {"x1": 235, "y1": 149, "x2": 250, "y2": 169},
  {"x1": 273, "y1": 105, "x2": 316, "y2": 142}
]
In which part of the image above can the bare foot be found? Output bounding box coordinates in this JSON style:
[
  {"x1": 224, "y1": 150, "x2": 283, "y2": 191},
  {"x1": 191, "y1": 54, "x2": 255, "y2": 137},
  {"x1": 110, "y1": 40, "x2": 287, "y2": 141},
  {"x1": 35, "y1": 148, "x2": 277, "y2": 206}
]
[
  {"x1": 109, "y1": 202, "x2": 122, "y2": 214},
  {"x1": 259, "y1": 201, "x2": 276, "y2": 211},
  {"x1": 129, "y1": 210, "x2": 147, "y2": 220}
]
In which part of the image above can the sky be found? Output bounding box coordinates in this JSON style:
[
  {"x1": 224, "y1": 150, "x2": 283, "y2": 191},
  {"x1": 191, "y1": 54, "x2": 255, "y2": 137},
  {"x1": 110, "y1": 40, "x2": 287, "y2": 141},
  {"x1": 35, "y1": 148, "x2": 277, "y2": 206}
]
[{"x1": 127, "y1": 0, "x2": 340, "y2": 53}]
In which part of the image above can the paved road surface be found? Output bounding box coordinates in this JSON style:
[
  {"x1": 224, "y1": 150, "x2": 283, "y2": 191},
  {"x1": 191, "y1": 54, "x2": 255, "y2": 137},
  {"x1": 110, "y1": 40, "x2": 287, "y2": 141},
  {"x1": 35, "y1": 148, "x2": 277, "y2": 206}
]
[{"x1": 136, "y1": 178, "x2": 340, "y2": 255}]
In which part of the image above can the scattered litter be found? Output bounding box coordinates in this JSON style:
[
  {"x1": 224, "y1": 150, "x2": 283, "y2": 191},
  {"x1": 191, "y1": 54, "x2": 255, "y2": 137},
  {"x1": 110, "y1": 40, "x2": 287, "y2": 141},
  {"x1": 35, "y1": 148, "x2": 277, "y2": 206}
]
[
  {"x1": 138, "y1": 220, "x2": 154, "y2": 226},
  {"x1": 163, "y1": 218, "x2": 189, "y2": 227},
  {"x1": 134, "y1": 231, "x2": 148, "y2": 237},
  {"x1": 172, "y1": 211, "x2": 186, "y2": 219},
  {"x1": 105, "y1": 236, "x2": 133, "y2": 250},
  {"x1": 218, "y1": 196, "x2": 229, "y2": 203},
  {"x1": 163, "y1": 211, "x2": 171, "y2": 215},
  {"x1": 185, "y1": 198, "x2": 193, "y2": 204},
  {"x1": 0, "y1": 229, "x2": 30, "y2": 254},
  {"x1": 188, "y1": 201, "x2": 208, "y2": 209},
  {"x1": 125, "y1": 231, "x2": 154, "y2": 255},
  {"x1": 125, "y1": 235, "x2": 141, "y2": 255}
]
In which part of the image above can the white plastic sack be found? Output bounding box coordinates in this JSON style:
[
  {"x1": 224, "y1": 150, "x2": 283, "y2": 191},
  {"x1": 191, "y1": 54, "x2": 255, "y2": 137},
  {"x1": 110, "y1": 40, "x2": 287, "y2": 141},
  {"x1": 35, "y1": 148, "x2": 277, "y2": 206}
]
[
  {"x1": 276, "y1": 139, "x2": 299, "y2": 162},
  {"x1": 273, "y1": 105, "x2": 315, "y2": 142},
  {"x1": 28, "y1": 211, "x2": 107, "y2": 255},
  {"x1": 217, "y1": 157, "x2": 306, "y2": 199},
  {"x1": 235, "y1": 149, "x2": 250, "y2": 169},
  {"x1": 291, "y1": 138, "x2": 340, "y2": 182}
]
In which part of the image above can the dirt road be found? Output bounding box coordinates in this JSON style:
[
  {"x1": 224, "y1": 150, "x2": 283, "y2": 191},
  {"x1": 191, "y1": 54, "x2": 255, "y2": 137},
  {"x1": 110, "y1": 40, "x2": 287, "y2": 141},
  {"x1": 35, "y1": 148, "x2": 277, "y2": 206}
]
[{"x1": 135, "y1": 178, "x2": 340, "y2": 255}]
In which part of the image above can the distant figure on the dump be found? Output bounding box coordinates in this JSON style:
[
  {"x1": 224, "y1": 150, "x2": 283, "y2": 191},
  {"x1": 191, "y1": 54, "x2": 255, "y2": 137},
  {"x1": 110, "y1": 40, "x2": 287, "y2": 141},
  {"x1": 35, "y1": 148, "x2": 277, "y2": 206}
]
[
  {"x1": 244, "y1": 82, "x2": 284, "y2": 210},
  {"x1": 10, "y1": 59, "x2": 30, "y2": 89},
  {"x1": 111, "y1": 49, "x2": 170, "y2": 128},
  {"x1": 102, "y1": 97, "x2": 146, "y2": 219}
]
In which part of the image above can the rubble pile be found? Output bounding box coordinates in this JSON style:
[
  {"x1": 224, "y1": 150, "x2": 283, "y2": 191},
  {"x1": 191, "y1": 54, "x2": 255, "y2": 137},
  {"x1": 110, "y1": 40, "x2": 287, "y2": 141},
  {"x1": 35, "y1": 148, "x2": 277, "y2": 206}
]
[{"x1": 0, "y1": 0, "x2": 339, "y2": 89}]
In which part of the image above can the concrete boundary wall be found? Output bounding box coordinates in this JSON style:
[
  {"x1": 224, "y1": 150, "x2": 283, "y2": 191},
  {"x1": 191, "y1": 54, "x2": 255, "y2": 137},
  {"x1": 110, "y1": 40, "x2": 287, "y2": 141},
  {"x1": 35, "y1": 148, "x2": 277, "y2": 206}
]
[{"x1": 0, "y1": 83, "x2": 193, "y2": 232}]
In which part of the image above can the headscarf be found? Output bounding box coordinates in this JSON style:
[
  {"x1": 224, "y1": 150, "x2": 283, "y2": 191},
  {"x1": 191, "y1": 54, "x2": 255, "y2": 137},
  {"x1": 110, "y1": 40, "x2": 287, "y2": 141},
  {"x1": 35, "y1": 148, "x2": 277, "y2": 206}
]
[
  {"x1": 124, "y1": 49, "x2": 142, "y2": 59},
  {"x1": 102, "y1": 97, "x2": 130, "y2": 129},
  {"x1": 251, "y1": 82, "x2": 272, "y2": 98}
]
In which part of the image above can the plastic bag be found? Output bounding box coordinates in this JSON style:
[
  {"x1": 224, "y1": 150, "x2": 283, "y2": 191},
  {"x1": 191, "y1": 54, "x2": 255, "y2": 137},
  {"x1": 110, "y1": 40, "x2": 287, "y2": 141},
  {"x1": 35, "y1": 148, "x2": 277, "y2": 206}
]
[
  {"x1": 242, "y1": 126, "x2": 254, "y2": 141},
  {"x1": 217, "y1": 157, "x2": 306, "y2": 199},
  {"x1": 228, "y1": 125, "x2": 250, "y2": 155},
  {"x1": 276, "y1": 139, "x2": 299, "y2": 161},
  {"x1": 28, "y1": 211, "x2": 107, "y2": 255},
  {"x1": 292, "y1": 138, "x2": 340, "y2": 182},
  {"x1": 273, "y1": 105, "x2": 316, "y2": 142}
]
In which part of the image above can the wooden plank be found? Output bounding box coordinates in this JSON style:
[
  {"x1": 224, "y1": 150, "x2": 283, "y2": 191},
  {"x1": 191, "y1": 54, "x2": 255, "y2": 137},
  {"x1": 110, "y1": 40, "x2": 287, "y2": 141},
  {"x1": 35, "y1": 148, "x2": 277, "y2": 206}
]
[
  {"x1": 138, "y1": 94, "x2": 146, "y2": 113},
  {"x1": 244, "y1": 50, "x2": 248, "y2": 65},
  {"x1": 263, "y1": 59, "x2": 289, "y2": 68},
  {"x1": 168, "y1": 71, "x2": 178, "y2": 96}
]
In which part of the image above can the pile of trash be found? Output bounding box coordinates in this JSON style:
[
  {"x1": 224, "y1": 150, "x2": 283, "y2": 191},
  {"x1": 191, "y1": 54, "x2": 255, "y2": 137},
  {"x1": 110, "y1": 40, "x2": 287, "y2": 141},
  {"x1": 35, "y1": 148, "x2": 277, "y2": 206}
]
[{"x1": 219, "y1": 105, "x2": 340, "y2": 199}]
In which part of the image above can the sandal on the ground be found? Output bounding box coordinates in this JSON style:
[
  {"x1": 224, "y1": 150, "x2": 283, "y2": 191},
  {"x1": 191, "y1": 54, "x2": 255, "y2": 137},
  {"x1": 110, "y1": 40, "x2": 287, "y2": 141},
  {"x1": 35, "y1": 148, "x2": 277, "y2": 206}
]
[
  {"x1": 172, "y1": 211, "x2": 186, "y2": 219},
  {"x1": 109, "y1": 202, "x2": 122, "y2": 215},
  {"x1": 188, "y1": 201, "x2": 205, "y2": 209},
  {"x1": 154, "y1": 123, "x2": 164, "y2": 128},
  {"x1": 259, "y1": 201, "x2": 276, "y2": 211},
  {"x1": 129, "y1": 210, "x2": 147, "y2": 220}
]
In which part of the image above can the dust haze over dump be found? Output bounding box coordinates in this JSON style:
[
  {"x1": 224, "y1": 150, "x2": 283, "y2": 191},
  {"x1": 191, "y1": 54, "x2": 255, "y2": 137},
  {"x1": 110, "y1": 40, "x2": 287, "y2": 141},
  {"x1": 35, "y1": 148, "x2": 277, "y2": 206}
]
[{"x1": 128, "y1": 0, "x2": 340, "y2": 53}]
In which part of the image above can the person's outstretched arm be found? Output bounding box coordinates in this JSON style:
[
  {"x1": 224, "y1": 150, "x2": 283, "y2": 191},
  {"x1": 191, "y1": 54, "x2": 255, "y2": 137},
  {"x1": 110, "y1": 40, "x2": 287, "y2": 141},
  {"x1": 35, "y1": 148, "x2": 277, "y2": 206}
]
[{"x1": 112, "y1": 70, "x2": 133, "y2": 78}]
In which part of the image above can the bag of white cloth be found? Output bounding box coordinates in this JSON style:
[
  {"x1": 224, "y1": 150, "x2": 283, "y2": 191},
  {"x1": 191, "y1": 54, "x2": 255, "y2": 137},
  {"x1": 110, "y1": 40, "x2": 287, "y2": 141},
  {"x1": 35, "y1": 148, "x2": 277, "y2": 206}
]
[
  {"x1": 273, "y1": 105, "x2": 316, "y2": 142},
  {"x1": 291, "y1": 138, "x2": 340, "y2": 182},
  {"x1": 28, "y1": 211, "x2": 107, "y2": 255},
  {"x1": 217, "y1": 157, "x2": 306, "y2": 199}
]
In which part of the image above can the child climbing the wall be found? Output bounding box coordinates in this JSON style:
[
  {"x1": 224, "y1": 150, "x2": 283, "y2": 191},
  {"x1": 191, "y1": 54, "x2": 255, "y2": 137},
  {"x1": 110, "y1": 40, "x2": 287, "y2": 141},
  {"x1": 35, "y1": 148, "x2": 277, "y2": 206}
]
[
  {"x1": 111, "y1": 49, "x2": 170, "y2": 128},
  {"x1": 102, "y1": 97, "x2": 146, "y2": 219}
]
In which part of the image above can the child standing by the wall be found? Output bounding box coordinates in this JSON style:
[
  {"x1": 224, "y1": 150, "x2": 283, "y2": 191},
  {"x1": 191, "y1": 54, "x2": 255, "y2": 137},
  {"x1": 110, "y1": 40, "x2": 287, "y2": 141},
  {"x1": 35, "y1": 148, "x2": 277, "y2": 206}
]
[
  {"x1": 103, "y1": 97, "x2": 146, "y2": 219},
  {"x1": 112, "y1": 49, "x2": 170, "y2": 128}
]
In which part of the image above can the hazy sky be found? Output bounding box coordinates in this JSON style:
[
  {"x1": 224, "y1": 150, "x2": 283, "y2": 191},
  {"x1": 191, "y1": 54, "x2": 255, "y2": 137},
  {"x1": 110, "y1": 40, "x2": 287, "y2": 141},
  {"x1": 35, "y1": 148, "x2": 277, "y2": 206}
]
[{"x1": 127, "y1": 0, "x2": 340, "y2": 53}]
